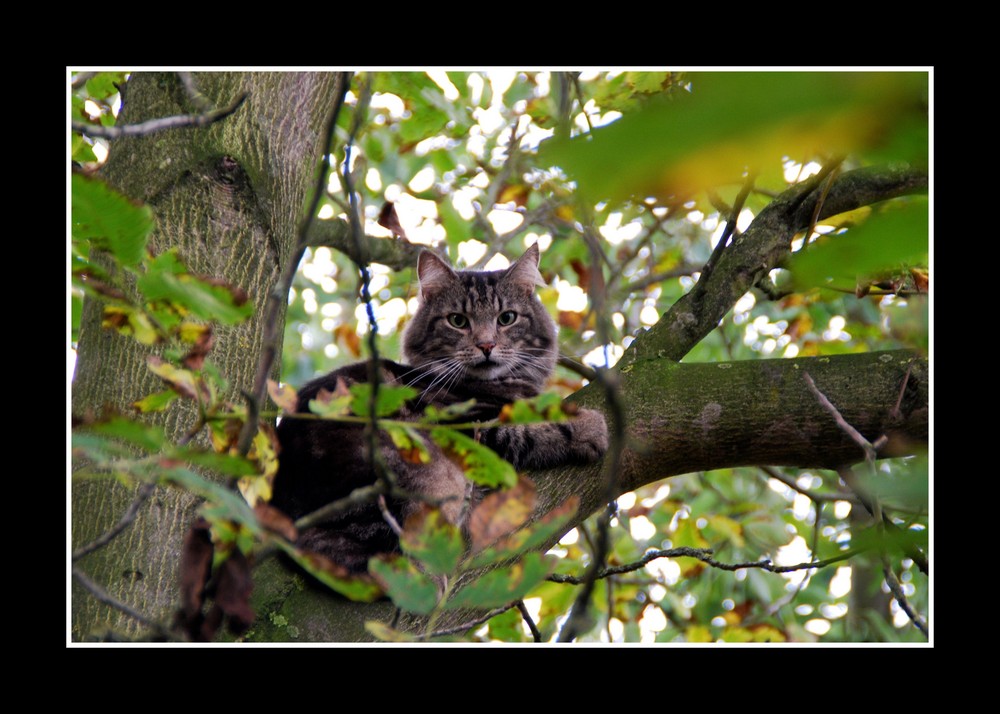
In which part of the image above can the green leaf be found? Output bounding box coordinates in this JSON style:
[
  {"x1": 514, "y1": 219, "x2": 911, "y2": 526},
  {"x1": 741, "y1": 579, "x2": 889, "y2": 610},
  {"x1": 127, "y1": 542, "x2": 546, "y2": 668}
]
[
  {"x1": 399, "y1": 506, "x2": 465, "y2": 575},
  {"x1": 485, "y1": 607, "x2": 530, "y2": 643},
  {"x1": 160, "y1": 465, "x2": 260, "y2": 532},
  {"x1": 132, "y1": 389, "x2": 180, "y2": 413},
  {"x1": 422, "y1": 399, "x2": 478, "y2": 423},
  {"x1": 540, "y1": 71, "x2": 928, "y2": 202},
  {"x1": 438, "y1": 198, "x2": 472, "y2": 254},
  {"x1": 84, "y1": 72, "x2": 127, "y2": 101},
  {"x1": 88, "y1": 416, "x2": 168, "y2": 452},
  {"x1": 276, "y1": 541, "x2": 384, "y2": 602},
  {"x1": 138, "y1": 250, "x2": 254, "y2": 325},
  {"x1": 172, "y1": 448, "x2": 259, "y2": 477},
  {"x1": 72, "y1": 134, "x2": 98, "y2": 163},
  {"x1": 429, "y1": 427, "x2": 517, "y2": 488},
  {"x1": 444, "y1": 552, "x2": 552, "y2": 610},
  {"x1": 102, "y1": 305, "x2": 162, "y2": 345},
  {"x1": 349, "y1": 383, "x2": 417, "y2": 418},
  {"x1": 385, "y1": 424, "x2": 431, "y2": 464},
  {"x1": 369, "y1": 555, "x2": 440, "y2": 615},
  {"x1": 365, "y1": 621, "x2": 417, "y2": 642},
  {"x1": 72, "y1": 173, "x2": 153, "y2": 268},
  {"x1": 789, "y1": 199, "x2": 929, "y2": 289}
]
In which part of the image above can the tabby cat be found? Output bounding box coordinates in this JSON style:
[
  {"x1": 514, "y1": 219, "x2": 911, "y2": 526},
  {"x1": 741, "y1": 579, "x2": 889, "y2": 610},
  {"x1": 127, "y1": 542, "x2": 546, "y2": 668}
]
[{"x1": 271, "y1": 244, "x2": 608, "y2": 573}]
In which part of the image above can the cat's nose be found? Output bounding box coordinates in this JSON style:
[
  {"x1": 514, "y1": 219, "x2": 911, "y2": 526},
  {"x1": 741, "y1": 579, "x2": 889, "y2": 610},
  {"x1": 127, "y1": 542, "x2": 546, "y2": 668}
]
[{"x1": 477, "y1": 341, "x2": 496, "y2": 357}]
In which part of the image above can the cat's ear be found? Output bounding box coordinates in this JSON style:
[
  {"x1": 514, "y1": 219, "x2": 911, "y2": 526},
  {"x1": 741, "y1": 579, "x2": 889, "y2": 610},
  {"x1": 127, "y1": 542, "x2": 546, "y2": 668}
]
[
  {"x1": 416, "y1": 250, "x2": 457, "y2": 299},
  {"x1": 504, "y1": 242, "x2": 545, "y2": 291}
]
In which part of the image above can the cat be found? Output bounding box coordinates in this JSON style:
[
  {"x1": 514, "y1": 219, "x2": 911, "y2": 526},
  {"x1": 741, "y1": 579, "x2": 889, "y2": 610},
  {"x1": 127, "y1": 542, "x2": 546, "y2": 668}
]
[{"x1": 271, "y1": 243, "x2": 608, "y2": 573}]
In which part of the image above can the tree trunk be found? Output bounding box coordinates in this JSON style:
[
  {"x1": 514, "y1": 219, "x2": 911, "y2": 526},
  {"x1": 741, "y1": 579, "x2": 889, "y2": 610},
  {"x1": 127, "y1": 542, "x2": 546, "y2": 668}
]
[{"x1": 71, "y1": 71, "x2": 343, "y2": 640}]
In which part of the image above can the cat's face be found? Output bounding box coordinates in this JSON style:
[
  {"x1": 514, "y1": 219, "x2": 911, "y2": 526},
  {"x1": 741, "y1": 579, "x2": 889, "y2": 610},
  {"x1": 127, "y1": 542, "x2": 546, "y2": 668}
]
[{"x1": 401, "y1": 244, "x2": 557, "y2": 399}]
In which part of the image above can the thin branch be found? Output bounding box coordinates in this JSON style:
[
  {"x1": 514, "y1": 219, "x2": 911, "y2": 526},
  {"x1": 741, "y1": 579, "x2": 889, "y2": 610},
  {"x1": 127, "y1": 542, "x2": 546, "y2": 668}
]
[
  {"x1": 759, "y1": 465, "x2": 860, "y2": 505},
  {"x1": 557, "y1": 354, "x2": 597, "y2": 382},
  {"x1": 177, "y1": 72, "x2": 213, "y2": 113},
  {"x1": 377, "y1": 494, "x2": 403, "y2": 537},
  {"x1": 71, "y1": 71, "x2": 97, "y2": 91},
  {"x1": 71, "y1": 92, "x2": 248, "y2": 140},
  {"x1": 881, "y1": 555, "x2": 929, "y2": 637},
  {"x1": 516, "y1": 600, "x2": 543, "y2": 642},
  {"x1": 72, "y1": 482, "x2": 155, "y2": 561},
  {"x1": 237, "y1": 73, "x2": 351, "y2": 457},
  {"x1": 548, "y1": 546, "x2": 864, "y2": 584},
  {"x1": 412, "y1": 604, "x2": 515, "y2": 640},
  {"x1": 702, "y1": 171, "x2": 755, "y2": 280}
]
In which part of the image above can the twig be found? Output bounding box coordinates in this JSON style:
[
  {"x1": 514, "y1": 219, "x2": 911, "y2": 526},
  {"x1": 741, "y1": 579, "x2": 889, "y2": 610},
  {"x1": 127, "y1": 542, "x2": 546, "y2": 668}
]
[
  {"x1": 72, "y1": 482, "x2": 155, "y2": 561},
  {"x1": 516, "y1": 600, "x2": 543, "y2": 642},
  {"x1": 377, "y1": 494, "x2": 403, "y2": 536},
  {"x1": 71, "y1": 71, "x2": 97, "y2": 91},
  {"x1": 802, "y1": 157, "x2": 844, "y2": 248},
  {"x1": 548, "y1": 545, "x2": 864, "y2": 584},
  {"x1": 881, "y1": 554, "x2": 929, "y2": 637},
  {"x1": 557, "y1": 354, "x2": 597, "y2": 382},
  {"x1": 237, "y1": 72, "x2": 351, "y2": 457},
  {"x1": 702, "y1": 172, "x2": 756, "y2": 280},
  {"x1": 759, "y1": 465, "x2": 860, "y2": 505},
  {"x1": 71, "y1": 92, "x2": 248, "y2": 140},
  {"x1": 177, "y1": 72, "x2": 214, "y2": 113},
  {"x1": 803, "y1": 372, "x2": 877, "y2": 461},
  {"x1": 413, "y1": 604, "x2": 514, "y2": 640}
]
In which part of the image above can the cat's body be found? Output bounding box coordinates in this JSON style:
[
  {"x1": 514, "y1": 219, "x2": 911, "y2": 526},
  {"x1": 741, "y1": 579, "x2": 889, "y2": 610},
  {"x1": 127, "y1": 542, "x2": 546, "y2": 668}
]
[{"x1": 271, "y1": 244, "x2": 608, "y2": 572}]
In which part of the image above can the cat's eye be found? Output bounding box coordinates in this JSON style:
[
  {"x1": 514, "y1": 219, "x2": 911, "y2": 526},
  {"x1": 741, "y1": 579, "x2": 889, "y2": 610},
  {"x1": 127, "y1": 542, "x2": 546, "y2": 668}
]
[
  {"x1": 447, "y1": 313, "x2": 469, "y2": 329},
  {"x1": 498, "y1": 311, "x2": 517, "y2": 326}
]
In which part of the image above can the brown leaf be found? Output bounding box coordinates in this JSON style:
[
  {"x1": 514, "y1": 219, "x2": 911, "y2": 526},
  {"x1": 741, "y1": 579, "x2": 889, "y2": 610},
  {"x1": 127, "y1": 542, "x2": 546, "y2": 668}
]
[
  {"x1": 181, "y1": 326, "x2": 215, "y2": 370},
  {"x1": 176, "y1": 517, "x2": 213, "y2": 641},
  {"x1": 558, "y1": 311, "x2": 584, "y2": 330},
  {"x1": 267, "y1": 379, "x2": 299, "y2": 414},
  {"x1": 210, "y1": 549, "x2": 254, "y2": 637},
  {"x1": 255, "y1": 503, "x2": 298, "y2": 541},
  {"x1": 335, "y1": 324, "x2": 362, "y2": 358},
  {"x1": 498, "y1": 183, "x2": 530, "y2": 207},
  {"x1": 467, "y1": 477, "x2": 537, "y2": 554},
  {"x1": 910, "y1": 267, "x2": 929, "y2": 292},
  {"x1": 569, "y1": 258, "x2": 590, "y2": 287},
  {"x1": 377, "y1": 202, "x2": 408, "y2": 240}
]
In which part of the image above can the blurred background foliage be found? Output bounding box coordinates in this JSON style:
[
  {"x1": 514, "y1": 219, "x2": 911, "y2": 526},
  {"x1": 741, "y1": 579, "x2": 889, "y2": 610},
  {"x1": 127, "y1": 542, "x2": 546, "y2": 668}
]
[{"x1": 72, "y1": 70, "x2": 929, "y2": 643}]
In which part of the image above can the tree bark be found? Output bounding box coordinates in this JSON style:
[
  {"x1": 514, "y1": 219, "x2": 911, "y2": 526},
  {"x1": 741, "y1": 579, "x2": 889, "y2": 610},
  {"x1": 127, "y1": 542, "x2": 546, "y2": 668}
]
[{"x1": 71, "y1": 72, "x2": 343, "y2": 640}]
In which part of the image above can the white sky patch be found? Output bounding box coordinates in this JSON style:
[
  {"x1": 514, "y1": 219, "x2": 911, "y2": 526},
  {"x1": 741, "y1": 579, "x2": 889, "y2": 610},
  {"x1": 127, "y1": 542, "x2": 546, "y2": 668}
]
[
  {"x1": 559, "y1": 528, "x2": 579, "y2": 546},
  {"x1": 473, "y1": 105, "x2": 506, "y2": 135},
  {"x1": 556, "y1": 280, "x2": 588, "y2": 311},
  {"x1": 804, "y1": 618, "x2": 831, "y2": 636},
  {"x1": 91, "y1": 141, "x2": 109, "y2": 163},
  {"x1": 458, "y1": 239, "x2": 488, "y2": 267},
  {"x1": 599, "y1": 212, "x2": 642, "y2": 245},
  {"x1": 323, "y1": 343, "x2": 339, "y2": 359},
  {"x1": 583, "y1": 344, "x2": 624, "y2": 368},
  {"x1": 639, "y1": 605, "x2": 667, "y2": 643},
  {"x1": 450, "y1": 186, "x2": 479, "y2": 220},
  {"x1": 483, "y1": 252, "x2": 511, "y2": 271},
  {"x1": 606, "y1": 618, "x2": 624, "y2": 643},
  {"x1": 783, "y1": 159, "x2": 824, "y2": 184},
  {"x1": 823, "y1": 315, "x2": 851, "y2": 342},
  {"x1": 617, "y1": 492, "x2": 636, "y2": 509},
  {"x1": 524, "y1": 231, "x2": 552, "y2": 252},
  {"x1": 408, "y1": 166, "x2": 436, "y2": 193},
  {"x1": 370, "y1": 92, "x2": 406, "y2": 119},
  {"x1": 487, "y1": 209, "x2": 523, "y2": 236},
  {"x1": 640, "y1": 305, "x2": 660, "y2": 326},
  {"x1": 829, "y1": 566, "x2": 852, "y2": 598},
  {"x1": 427, "y1": 71, "x2": 460, "y2": 100},
  {"x1": 775, "y1": 536, "x2": 811, "y2": 587},
  {"x1": 612, "y1": 312, "x2": 625, "y2": 329},
  {"x1": 366, "y1": 168, "x2": 382, "y2": 192},
  {"x1": 629, "y1": 515, "x2": 657, "y2": 542},
  {"x1": 318, "y1": 204, "x2": 336, "y2": 220}
]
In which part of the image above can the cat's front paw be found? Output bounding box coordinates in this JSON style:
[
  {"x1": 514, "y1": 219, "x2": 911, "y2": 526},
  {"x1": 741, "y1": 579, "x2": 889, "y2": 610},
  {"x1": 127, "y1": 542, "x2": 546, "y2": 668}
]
[{"x1": 569, "y1": 408, "x2": 609, "y2": 463}]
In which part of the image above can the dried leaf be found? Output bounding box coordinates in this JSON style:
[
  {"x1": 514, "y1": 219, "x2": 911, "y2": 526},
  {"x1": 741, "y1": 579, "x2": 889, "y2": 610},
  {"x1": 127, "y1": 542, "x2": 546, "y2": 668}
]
[
  {"x1": 377, "y1": 202, "x2": 408, "y2": 239},
  {"x1": 400, "y1": 505, "x2": 464, "y2": 575},
  {"x1": 181, "y1": 326, "x2": 214, "y2": 370},
  {"x1": 267, "y1": 380, "x2": 299, "y2": 414},
  {"x1": 254, "y1": 503, "x2": 298, "y2": 541},
  {"x1": 468, "y1": 477, "x2": 537, "y2": 554}
]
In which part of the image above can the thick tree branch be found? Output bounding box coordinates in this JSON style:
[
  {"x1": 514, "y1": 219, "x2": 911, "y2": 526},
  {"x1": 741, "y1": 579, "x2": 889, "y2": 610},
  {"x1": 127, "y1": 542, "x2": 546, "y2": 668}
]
[
  {"x1": 303, "y1": 219, "x2": 423, "y2": 271},
  {"x1": 627, "y1": 165, "x2": 928, "y2": 362}
]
